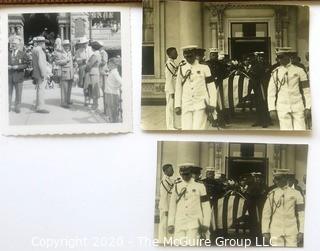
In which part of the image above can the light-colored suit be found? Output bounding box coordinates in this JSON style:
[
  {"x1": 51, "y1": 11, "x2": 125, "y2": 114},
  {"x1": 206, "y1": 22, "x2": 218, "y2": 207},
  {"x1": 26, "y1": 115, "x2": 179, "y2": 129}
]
[
  {"x1": 32, "y1": 45, "x2": 48, "y2": 110},
  {"x1": 165, "y1": 58, "x2": 177, "y2": 130}
]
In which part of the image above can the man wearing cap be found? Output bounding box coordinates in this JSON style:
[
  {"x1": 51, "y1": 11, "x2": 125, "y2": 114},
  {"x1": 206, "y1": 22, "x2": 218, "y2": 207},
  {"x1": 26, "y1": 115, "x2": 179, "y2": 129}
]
[
  {"x1": 158, "y1": 164, "x2": 174, "y2": 243},
  {"x1": 32, "y1": 36, "x2": 49, "y2": 113},
  {"x1": 268, "y1": 47, "x2": 311, "y2": 130},
  {"x1": 175, "y1": 46, "x2": 217, "y2": 130},
  {"x1": 165, "y1": 47, "x2": 178, "y2": 130},
  {"x1": 261, "y1": 169, "x2": 304, "y2": 247},
  {"x1": 168, "y1": 163, "x2": 211, "y2": 245},
  {"x1": 8, "y1": 36, "x2": 28, "y2": 113}
]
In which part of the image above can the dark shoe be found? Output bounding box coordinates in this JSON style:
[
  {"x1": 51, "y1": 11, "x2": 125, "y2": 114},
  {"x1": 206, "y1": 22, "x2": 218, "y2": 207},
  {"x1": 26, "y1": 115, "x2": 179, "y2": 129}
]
[
  {"x1": 61, "y1": 104, "x2": 70, "y2": 109},
  {"x1": 252, "y1": 123, "x2": 260, "y2": 127},
  {"x1": 15, "y1": 107, "x2": 21, "y2": 113},
  {"x1": 67, "y1": 101, "x2": 73, "y2": 105},
  {"x1": 36, "y1": 109, "x2": 50, "y2": 114}
]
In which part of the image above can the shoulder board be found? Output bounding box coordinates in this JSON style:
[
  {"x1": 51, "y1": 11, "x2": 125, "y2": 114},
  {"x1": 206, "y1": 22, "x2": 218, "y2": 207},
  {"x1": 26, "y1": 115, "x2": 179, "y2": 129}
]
[
  {"x1": 179, "y1": 61, "x2": 186, "y2": 67},
  {"x1": 175, "y1": 178, "x2": 182, "y2": 184},
  {"x1": 271, "y1": 66, "x2": 280, "y2": 74}
]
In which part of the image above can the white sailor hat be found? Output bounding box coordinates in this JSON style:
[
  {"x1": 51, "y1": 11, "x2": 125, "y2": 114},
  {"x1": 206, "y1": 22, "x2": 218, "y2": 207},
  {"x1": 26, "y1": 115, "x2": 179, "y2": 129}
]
[
  {"x1": 205, "y1": 166, "x2": 215, "y2": 172},
  {"x1": 251, "y1": 172, "x2": 262, "y2": 176},
  {"x1": 275, "y1": 47, "x2": 294, "y2": 55},
  {"x1": 273, "y1": 168, "x2": 290, "y2": 176},
  {"x1": 62, "y1": 39, "x2": 70, "y2": 45},
  {"x1": 254, "y1": 51, "x2": 264, "y2": 56},
  {"x1": 34, "y1": 36, "x2": 46, "y2": 42},
  {"x1": 181, "y1": 45, "x2": 198, "y2": 51},
  {"x1": 178, "y1": 162, "x2": 196, "y2": 168},
  {"x1": 209, "y1": 48, "x2": 219, "y2": 53},
  {"x1": 179, "y1": 163, "x2": 195, "y2": 174},
  {"x1": 76, "y1": 36, "x2": 89, "y2": 44}
]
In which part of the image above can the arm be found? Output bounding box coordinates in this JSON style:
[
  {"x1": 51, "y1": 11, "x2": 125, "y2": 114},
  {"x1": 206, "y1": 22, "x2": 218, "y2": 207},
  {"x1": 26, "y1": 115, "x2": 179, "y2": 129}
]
[
  {"x1": 296, "y1": 191, "x2": 305, "y2": 233},
  {"x1": 85, "y1": 54, "x2": 98, "y2": 72},
  {"x1": 299, "y1": 68, "x2": 311, "y2": 110},
  {"x1": 165, "y1": 63, "x2": 175, "y2": 95},
  {"x1": 268, "y1": 72, "x2": 277, "y2": 111},
  {"x1": 204, "y1": 65, "x2": 217, "y2": 107},
  {"x1": 174, "y1": 67, "x2": 182, "y2": 109},
  {"x1": 159, "y1": 180, "x2": 169, "y2": 213},
  {"x1": 200, "y1": 184, "x2": 211, "y2": 228},
  {"x1": 261, "y1": 195, "x2": 272, "y2": 234},
  {"x1": 37, "y1": 50, "x2": 47, "y2": 79},
  {"x1": 167, "y1": 185, "x2": 177, "y2": 227}
]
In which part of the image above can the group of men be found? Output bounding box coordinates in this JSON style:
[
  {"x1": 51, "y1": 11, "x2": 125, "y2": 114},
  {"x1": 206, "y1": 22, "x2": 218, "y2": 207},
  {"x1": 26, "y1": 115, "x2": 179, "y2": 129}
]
[
  {"x1": 8, "y1": 35, "x2": 122, "y2": 123},
  {"x1": 164, "y1": 45, "x2": 311, "y2": 130},
  {"x1": 158, "y1": 163, "x2": 305, "y2": 247}
]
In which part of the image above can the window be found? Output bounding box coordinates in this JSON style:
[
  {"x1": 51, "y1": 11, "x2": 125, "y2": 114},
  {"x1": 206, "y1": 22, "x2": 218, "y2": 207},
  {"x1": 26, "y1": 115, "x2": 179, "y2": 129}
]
[
  {"x1": 231, "y1": 22, "x2": 268, "y2": 38},
  {"x1": 142, "y1": 45, "x2": 155, "y2": 75}
]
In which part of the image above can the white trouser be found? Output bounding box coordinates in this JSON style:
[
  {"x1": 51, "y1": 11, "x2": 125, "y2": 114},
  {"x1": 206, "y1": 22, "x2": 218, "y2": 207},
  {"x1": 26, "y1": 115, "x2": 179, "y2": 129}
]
[
  {"x1": 173, "y1": 228, "x2": 199, "y2": 246},
  {"x1": 35, "y1": 79, "x2": 45, "y2": 110},
  {"x1": 158, "y1": 210, "x2": 168, "y2": 243},
  {"x1": 277, "y1": 111, "x2": 306, "y2": 130},
  {"x1": 165, "y1": 93, "x2": 175, "y2": 130},
  {"x1": 181, "y1": 109, "x2": 207, "y2": 130},
  {"x1": 270, "y1": 235, "x2": 297, "y2": 247}
]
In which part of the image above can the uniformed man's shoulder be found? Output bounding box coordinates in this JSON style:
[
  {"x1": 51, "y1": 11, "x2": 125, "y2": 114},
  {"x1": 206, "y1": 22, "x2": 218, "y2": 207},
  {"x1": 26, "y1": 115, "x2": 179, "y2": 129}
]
[
  {"x1": 174, "y1": 177, "x2": 182, "y2": 184},
  {"x1": 267, "y1": 187, "x2": 278, "y2": 196},
  {"x1": 271, "y1": 65, "x2": 281, "y2": 74}
]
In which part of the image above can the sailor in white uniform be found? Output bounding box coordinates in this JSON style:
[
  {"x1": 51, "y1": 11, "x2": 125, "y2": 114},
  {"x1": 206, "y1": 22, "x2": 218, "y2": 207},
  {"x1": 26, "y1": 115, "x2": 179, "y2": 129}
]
[
  {"x1": 168, "y1": 163, "x2": 211, "y2": 246},
  {"x1": 268, "y1": 47, "x2": 311, "y2": 130},
  {"x1": 174, "y1": 45, "x2": 217, "y2": 130}
]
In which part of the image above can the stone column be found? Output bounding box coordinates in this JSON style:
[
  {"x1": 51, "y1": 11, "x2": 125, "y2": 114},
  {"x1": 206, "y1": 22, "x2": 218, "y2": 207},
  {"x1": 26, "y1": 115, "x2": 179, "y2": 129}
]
[
  {"x1": 59, "y1": 25, "x2": 64, "y2": 40},
  {"x1": 280, "y1": 145, "x2": 287, "y2": 169},
  {"x1": 210, "y1": 19, "x2": 218, "y2": 49},
  {"x1": 177, "y1": 142, "x2": 200, "y2": 167},
  {"x1": 65, "y1": 25, "x2": 70, "y2": 40},
  {"x1": 179, "y1": 1, "x2": 202, "y2": 47},
  {"x1": 286, "y1": 145, "x2": 296, "y2": 173},
  {"x1": 282, "y1": 18, "x2": 289, "y2": 47}
]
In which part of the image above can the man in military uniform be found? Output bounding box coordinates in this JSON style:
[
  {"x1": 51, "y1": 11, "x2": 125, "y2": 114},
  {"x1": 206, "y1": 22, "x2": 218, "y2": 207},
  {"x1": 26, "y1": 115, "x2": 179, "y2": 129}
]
[
  {"x1": 165, "y1": 47, "x2": 178, "y2": 130},
  {"x1": 158, "y1": 164, "x2": 174, "y2": 243},
  {"x1": 168, "y1": 163, "x2": 211, "y2": 245},
  {"x1": 268, "y1": 47, "x2": 311, "y2": 130},
  {"x1": 261, "y1": 169, "x2": 304, "y2": 247},
  {"x1": 175, "y1": 46, "x2": 217, "y2": 130},
  {"x1": 8, "y1": 36, "x2": 28, "y2": 113},
  {"x1": 32, "y1": 36, "x2": 49, "y2": 113}
]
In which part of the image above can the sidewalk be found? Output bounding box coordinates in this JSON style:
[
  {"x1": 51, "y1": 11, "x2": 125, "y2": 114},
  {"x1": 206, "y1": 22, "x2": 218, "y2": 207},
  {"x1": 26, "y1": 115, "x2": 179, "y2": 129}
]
[{"x1": 9, "y1": 80, "x2": 107, "y2": 126}]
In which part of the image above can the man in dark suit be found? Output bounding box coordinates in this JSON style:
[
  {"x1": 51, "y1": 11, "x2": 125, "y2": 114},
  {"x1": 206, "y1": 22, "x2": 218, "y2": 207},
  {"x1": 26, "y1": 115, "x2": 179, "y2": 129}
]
[
  {"x1": 8, "y1": 36, "x2": 27, "y2": 113},
  {"x1": 32, "y1": 36, "x2": 49, "y2": 113}
]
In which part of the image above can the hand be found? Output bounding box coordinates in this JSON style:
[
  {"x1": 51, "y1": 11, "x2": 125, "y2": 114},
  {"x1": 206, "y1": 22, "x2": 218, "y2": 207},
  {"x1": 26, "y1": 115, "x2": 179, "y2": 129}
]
[
  {"x1": 304, "y1": 109, "x2": 311, "y2": 120},
  {"x1": 297, "y1": 232, "x2": 304, "y2": 245},
  {"x1": 199, "y1": 225, "x2": 209, "y2": 234},
  {"x1": 269, "y1": 110, "x2": 278, "y2": 121},
  {"x1": 206, "y1": 105, "x2": 215, "y2": 113},
  {"x1": 175, "y1": 107, "x2": 181, "y2": 115},
  {"x1": 168, "y1": 225, "x2": 175, "y2": 234},
  {"x1": 262, "y1": 233, "x2": 271, "y2": 243},
  {"x1": 164, "y1": 211, "x2": 168, "y2": 217}
]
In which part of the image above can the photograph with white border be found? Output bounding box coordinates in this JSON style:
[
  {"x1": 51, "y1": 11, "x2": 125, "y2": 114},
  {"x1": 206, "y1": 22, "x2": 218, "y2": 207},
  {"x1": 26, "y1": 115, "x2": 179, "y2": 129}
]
[{"x1": 0, "y1": 5, "x2": 132, "y2": 135}]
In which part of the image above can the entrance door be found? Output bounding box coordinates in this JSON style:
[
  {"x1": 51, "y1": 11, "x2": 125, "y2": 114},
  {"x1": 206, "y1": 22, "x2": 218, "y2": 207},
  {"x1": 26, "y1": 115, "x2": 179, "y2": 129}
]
[
  {"x1": 226, "y1": 157, "x2": 268, "y2": 184},
  {"x1": 228, "y1": 22, "x2": 271, "y2": 64},
  {"x1": 229, "y1": 37, "x2": 271, "y2": 63}
]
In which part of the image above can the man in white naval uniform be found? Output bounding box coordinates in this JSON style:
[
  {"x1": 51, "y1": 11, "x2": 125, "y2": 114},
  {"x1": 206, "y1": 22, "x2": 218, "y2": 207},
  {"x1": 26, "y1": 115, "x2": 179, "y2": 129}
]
[
  {"x1": 262, "y1": 169, "x2": 304, "y2": 247},
  {"x1": 175, "y1": 46, "x2": 217, "y2": 130},
  {"x1": 268, "y1": 47, "x2": 311, "y2": 130},
  {"x1": 165, "y1": 47, "x2": 178, "y2": 130},
  {"x1": 168, "y1": 164, "x2": 211, "y2": 246},
  {"x1": 158, "y1": 164, "x2": 174, "y2": 243}
]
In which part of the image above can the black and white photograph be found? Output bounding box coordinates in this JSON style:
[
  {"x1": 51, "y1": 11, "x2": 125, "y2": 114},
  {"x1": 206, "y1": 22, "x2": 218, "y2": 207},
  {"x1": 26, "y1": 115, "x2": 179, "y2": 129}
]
[
  {"x1": 0, "y1": 5, "x2": 132, "y2": 135},
  {"x1": 155, "y1": 141, "x2": 308, "y2": 247},
  {"x1": 141, "y1": 1, "x2": 311, "y2": 131}
]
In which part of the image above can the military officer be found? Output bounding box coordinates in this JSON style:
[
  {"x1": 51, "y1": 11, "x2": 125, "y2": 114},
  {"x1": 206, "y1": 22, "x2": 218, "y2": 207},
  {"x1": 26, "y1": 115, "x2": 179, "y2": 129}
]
[
  {"x1": 8, "y1": 36, "x2": 28, "y2": 113},
  {"x1": 165, "y1": 47, "x2": 178, "y2": 130},
  {"x1": 32, "y1": 36, "x2": 49, "y2": 113},
  {"x1": 168, "y1": 163, "x2": 211, "y2": 245},
  {"x1": 158, "y1": 164, "x2": 174, "y2": 243},
  {"x1": 268, "y1": 47, "x2": 311, "y2": 130},
  {"x1": 261, "y1": 169, "x2": 304, "y2": 247},
  {"x1": 175, "y1": 45, "x2": 217, "y2": 130}
]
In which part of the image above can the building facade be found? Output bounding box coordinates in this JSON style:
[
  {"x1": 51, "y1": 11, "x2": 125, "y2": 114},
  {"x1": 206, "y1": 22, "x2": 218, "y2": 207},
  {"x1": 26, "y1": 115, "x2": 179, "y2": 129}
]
[{"x1": 142, "y1": 1, "x2": 309, "y2": 104}]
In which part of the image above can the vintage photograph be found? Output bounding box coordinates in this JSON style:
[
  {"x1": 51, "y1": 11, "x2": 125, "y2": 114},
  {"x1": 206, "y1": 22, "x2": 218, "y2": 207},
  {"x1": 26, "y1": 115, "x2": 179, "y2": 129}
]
[
  {"x1": 155, "y1": 141, "x2": 308, "y2": 247},
  {"x1": 141, "y1": 1, "x2": 311, "y2": 131},
  {"x1": 1, "y1": 6, "x2": 132, "y2": 135}
]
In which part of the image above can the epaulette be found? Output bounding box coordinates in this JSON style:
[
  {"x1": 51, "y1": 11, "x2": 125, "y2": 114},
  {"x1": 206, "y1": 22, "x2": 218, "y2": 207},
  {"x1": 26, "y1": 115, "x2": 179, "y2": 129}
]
[
  {"x1": 175, "y1": 177, "x2": 182, "y2": 184},
  {"x1": 178, "y1": 60, "x2": 186, "y2": 67},
  {"x1": 271, "y1": 66, "x2": 280, "y2": 74}
]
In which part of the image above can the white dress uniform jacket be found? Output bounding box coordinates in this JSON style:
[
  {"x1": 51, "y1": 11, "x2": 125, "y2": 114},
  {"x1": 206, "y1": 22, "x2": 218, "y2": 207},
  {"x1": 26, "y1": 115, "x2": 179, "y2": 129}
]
[
  {"x1": 168, "y1": 178, "x2": 211, "y2": 238},
  {"x1": 261, "y1": 186, "x2": 304, "y2": 247},
  {"x1": 158, "y1": 175, "x2": 174, "y2": 242},
  {"x1": 174, "y1": 61, "x2": 217, "y2": 130},
  {"x1": 165, "y1": 58, "x2": 177, "y2": 129},
  {"x1": 268, "y1": 63, "x2": 310, "y2": 130}
]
